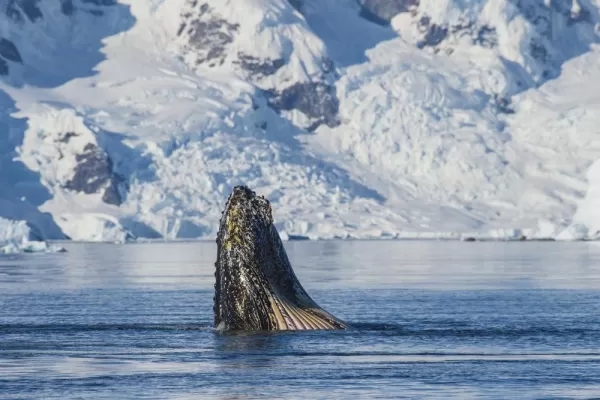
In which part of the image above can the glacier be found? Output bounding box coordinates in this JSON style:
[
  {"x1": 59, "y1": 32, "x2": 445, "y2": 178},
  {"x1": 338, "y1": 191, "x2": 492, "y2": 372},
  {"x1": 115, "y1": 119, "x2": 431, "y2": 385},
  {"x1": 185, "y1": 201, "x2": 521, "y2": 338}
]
[
  {"x1": 0, "y1": 0, "x2": 599, "y2": 242},
  {"x1": 0, "y1": 216, "x2": 65, "y2": 253}
]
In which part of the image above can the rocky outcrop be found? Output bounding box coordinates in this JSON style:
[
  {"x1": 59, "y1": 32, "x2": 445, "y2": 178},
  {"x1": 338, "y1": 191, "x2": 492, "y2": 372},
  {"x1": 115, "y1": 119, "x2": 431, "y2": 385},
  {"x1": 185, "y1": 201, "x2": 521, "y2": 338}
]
[
  {"x1": 234, "y1": 54, "x2": 286, "y2": 78},
  {"x1": 178, "y1": 3, "x2": 239, "y2": 67},
  {"x1": 268, "y1": 81, "x2": 340, "y2": 130},
  {"x1": 178, "y1": 1, "x2": 340, "y2": 131},
  {"x1": 267, "y1": 55, "x2": 339, "y2": 130},
  {"x1": 508, "y1": 0, "x2": 597, "y2": 81},
  {"x1": 63, "y1": 142, "x2": 126, "y2": 206},
  {"x1": 394, "y1": 0, "x2": 599, "y2": 91},
  {"x1": 415, "y1": 17, "x2": 448, "y2": 49},
  {"x1": 414, "y1": 16, "x2": 497, "y2": 50},
  {"x1": 21, "y1": 121, "x2": 128, "y2": 207}
]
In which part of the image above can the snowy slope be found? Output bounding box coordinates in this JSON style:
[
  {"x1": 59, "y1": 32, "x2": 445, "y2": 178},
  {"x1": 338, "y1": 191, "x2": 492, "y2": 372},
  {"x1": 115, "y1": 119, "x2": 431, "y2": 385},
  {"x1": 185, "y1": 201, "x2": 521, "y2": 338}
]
[
  {"x1": 304, "y1": 0, "x2": 600, "y2": 238},
  {"x1": 0, "y1": 0, "x2": 599, "y2": 241}
]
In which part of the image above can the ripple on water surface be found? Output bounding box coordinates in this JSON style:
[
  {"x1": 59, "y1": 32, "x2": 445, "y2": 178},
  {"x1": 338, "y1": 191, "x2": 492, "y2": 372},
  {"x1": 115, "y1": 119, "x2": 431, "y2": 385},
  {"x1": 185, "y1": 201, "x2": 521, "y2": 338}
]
[{"x1": 1, "y1": 241, "x2": 600, "y2": 399}]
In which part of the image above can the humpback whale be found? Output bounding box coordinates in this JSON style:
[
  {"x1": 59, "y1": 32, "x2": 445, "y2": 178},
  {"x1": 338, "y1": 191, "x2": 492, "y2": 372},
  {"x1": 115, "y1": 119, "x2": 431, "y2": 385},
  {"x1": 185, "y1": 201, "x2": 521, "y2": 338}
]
[{"x1": 214, "y1": 186, "x2": 348, "y2": 332}]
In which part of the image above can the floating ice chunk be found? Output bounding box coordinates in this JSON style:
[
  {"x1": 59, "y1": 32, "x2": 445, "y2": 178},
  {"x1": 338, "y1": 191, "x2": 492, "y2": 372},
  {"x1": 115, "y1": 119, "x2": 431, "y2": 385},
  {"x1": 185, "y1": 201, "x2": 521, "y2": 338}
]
[{"x1": 1, "y1": 240, "x2": 67, "y2": 254}]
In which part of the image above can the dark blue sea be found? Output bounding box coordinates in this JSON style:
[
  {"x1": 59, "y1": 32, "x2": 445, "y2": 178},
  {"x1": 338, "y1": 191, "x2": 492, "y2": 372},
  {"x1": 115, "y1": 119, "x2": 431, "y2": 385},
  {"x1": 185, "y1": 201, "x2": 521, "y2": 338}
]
[{"x1": 2, "y1": 241, "x2": 600, "y2": 399}]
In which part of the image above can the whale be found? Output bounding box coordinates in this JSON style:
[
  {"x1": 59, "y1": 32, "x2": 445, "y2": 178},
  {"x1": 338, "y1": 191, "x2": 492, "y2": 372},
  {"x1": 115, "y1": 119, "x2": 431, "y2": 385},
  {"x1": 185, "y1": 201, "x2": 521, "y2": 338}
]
[{"x1": 213, "y1": 186, "x2": 348, "y2": 332}]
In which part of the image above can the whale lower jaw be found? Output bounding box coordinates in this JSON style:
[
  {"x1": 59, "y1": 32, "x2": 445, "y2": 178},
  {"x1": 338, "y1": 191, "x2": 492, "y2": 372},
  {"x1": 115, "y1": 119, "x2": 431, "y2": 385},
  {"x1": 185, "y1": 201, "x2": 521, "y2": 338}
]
[
  {"x1": 215, "y1": 290, "x2": 348, "y2": 332},
  {"x1": 268, "y1": 294, "x2": 348, "y2": 330},
  {"x1": 215, "y1": 306, "x2": 347, "y2": 332}
]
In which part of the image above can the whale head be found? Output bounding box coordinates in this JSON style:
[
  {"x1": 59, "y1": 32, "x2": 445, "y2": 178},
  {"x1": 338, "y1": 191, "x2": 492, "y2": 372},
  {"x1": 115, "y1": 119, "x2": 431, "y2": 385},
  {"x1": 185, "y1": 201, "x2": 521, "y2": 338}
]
[{"x1": 213, "y1": 186, "x2": 347, "y2": 332}]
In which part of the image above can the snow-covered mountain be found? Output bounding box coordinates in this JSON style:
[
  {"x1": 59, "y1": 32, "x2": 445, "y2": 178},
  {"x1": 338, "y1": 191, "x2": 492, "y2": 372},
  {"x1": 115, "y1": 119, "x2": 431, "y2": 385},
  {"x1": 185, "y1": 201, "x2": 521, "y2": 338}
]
[{"x1": 0, "y1": 0, "x2": 599, "y2": 242}]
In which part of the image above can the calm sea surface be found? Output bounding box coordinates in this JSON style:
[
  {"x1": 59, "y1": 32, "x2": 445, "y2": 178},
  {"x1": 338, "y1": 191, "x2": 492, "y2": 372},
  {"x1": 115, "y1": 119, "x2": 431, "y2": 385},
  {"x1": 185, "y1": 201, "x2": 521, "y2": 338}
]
[{"x1": 1, "y1": 241, "x2": 600, "y2": 399}]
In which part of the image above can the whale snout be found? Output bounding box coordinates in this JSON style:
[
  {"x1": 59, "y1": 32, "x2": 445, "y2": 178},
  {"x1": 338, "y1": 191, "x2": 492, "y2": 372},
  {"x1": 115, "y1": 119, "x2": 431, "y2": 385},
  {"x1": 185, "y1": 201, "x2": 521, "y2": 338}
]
[{"x1": 220, "y1": 186, "x2": 273, "y2": 250}]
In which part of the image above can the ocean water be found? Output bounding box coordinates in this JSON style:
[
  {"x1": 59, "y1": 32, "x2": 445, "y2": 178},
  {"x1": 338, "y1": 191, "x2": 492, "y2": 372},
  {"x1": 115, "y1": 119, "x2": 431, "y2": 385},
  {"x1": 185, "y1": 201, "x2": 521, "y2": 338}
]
[{"x1": 1, "y1": 240, "x2": 600, "y2": 399}]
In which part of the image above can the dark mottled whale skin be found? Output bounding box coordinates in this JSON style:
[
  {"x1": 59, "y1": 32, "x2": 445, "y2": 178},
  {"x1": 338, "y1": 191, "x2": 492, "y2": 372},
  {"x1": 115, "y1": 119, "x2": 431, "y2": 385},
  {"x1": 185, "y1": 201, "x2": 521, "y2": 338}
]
[{"x1": 214, "y1": 186, "x2": 348, "y2": 332}]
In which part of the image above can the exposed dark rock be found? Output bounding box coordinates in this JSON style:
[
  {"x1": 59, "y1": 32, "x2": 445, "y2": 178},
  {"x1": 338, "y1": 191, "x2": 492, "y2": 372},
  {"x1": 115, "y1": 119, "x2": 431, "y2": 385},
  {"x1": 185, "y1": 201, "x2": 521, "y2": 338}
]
[
  {"x1": 417, "y1": 23, "x2": 448, "y2": 48},
  {"x1": 494, "y1": 94, "x2": 515, "y2": 114},
  {"x1": 236, "y1": 54, "x2": 285, "y2": 77},
  {"x1": 61, "y1": 0, "x2": 74, "y2": 15},
  {"x1": 474, "y1": 25, "x2": 497, "y2": 48},
  {"x1": 512, "y1": 1, "x2": 596, "y2": 83},
  {"x1": 64, "y1": 142, "x2": 127, "y2": 206},
  {"x1": 180, "y1": 2, "x2": 239, "y2": 67},
  {"x1": 58, "y1": 132, "x2": 80, "y2": 143},
  {"x1": 0, "y1": 38, "x2": 22, "y2": 63},
  {"x1": 412, "y1": 14, "x2": 500, "y2": 50},
  {"x1": 0, "y1": 58, "x2": 7, "y2": 75},
  {"x1": 5, "y1": 0, "x2": 42, "y2": 23},
  {"x1": 321, "y1": 57, "x2": 337, "y2": 76},
  {"x1": 177, "y1": 23, "x2": 186, "y2": 36},
  {"x1": 268, "y1": 82, "x2": 340, "y2": 129},
  {"x1": 463, "y1": 237, "x2": 477, "y2": 242},
  {"x1": 406, "y1": 0, "x2": 596, "y2": 96},
  {"x1": 359, "y1": 0, "x2": 417, "y2": 24},
  {"x1": 179, "y1": 1, "x2": 338, "y2": 131}
]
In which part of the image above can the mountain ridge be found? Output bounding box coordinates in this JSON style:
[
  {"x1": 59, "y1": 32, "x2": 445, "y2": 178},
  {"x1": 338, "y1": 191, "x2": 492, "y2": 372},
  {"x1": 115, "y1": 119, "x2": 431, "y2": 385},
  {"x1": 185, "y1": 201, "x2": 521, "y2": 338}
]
[{"x1": 0, "y1": 0, "x2": 599, "y2": 243}]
